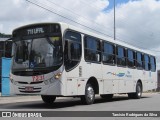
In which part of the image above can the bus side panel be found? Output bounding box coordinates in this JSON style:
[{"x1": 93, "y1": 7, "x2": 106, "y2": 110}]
[
  {"x1": 82, "y1": 62, "x2": 103, "y2": 94},
  {"x1": 119, "y1": 67, "x2": 135, "y2": 93},
  {"x1": 143, "y1": 71, "x2": 151, "y2": 91},
  {"x1": 146, "y1": 71, "x2": 151, "y2": 91},
  {"x1": 134, "y1": 70, "x2": 144, "y2": 91},
  {"x1": 65, "y1": 61, "x2": 103, "y2": 96},
  {"x1": 102, "y1": 65, "x2": 118, "y2": 94},
  {"x1": 145, "y1": 71, "x2": 157, "y2": 91},
  {"x1": 150, "y1": 71, "x2": 157, "y2": 90},
  {"x1": 65, "y1": 66, "x2": 79, "y2": 96}
]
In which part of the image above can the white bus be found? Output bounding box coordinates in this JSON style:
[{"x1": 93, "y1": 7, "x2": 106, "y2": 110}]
[{"x1": 10, "y1": 22, "x2": 157, "y2": 105}]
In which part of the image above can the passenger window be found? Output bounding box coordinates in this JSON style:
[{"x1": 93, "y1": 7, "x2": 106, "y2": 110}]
[
  {"x1": 150, "y1": 56, "x2": 156, "y2": 72},
  {"x1": 127, "y1": 49, "x2": 135, "y2": 68},
  {"x1": 117, "y1": 46, "x2": 126, "y2": 66},
  {"x1": 136, "y1": 52, "x2": 143, "y2": 69},
  {"x1": 84, "y1": 36, "x2": 101, "y2": 62},
  {"x1": 144, "y1": 54, "x2": 150, "y2": 71},
  {"x1": 102, "y1": 42, "x2": 115, "y2": 65}
]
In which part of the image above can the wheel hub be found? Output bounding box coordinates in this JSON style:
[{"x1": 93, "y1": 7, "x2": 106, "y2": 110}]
[{"x1": 86, "y1": 86, "x2": 94, "y2": 101}]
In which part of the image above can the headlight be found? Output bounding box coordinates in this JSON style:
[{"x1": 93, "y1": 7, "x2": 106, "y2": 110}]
[{"x1": 54, "y1": 72, "x2": 62, "y2": 79}]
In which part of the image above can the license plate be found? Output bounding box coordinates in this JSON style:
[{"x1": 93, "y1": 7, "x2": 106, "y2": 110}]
[{"x1": 25, "y1": 87, "x2": 34, "y2": 91}]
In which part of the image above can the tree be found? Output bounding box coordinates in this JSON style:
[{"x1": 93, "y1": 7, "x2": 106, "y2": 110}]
[{"x1": 0, "y1": 33, "x2": 11, "y2": 38}]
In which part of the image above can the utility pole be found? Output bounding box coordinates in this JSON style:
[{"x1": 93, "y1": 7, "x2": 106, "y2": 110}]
[{"x1": 114, "y1": 0, "x2": 116, "y2": 40}]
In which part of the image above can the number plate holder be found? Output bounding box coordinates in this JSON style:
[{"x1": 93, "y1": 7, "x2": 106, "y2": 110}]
[{"x1": 25, "y1": 87, "x2": 34, "y2": 92}]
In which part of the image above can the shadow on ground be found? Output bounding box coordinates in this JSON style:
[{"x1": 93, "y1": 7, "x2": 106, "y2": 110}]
[{"x1": 0, "y1": 95, "x2": 150, "y2": 109}]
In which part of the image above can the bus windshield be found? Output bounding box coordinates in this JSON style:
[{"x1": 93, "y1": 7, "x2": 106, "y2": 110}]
[{"x1": 12, "y1": 37, "x2": 63, "y2": 70}]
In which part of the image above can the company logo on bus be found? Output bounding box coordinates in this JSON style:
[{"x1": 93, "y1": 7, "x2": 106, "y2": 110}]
[{"x1": 27, "y1": 28, "x2": 44, "y2": 35}]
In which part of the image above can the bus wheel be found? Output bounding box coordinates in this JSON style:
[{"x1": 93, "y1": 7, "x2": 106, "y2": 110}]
[
  {"x1": 41, "y1": 95, "x2": 56, "y2": 105},
  {"x1": 81, "y1": 84, "x2": 95, "y2": 105},
  {"x1": 128, "y1": 82, "x2": 142, "y2": 99},
  {"x1": 100, "y1": 94, "x2": 113, "y2": 100},
  {"x1": 134, "y1": 82, "x2": 142, "y2": 99}
]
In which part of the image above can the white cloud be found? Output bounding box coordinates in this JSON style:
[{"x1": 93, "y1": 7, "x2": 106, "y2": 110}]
[
  {"x1": 93, "y1": 0, "x2": 160, "y2": 48},
  {"x1": 115, "y1": 0, "x2": 160, "y2": 48},
  {"x1": 0, "y1": 24, "x2": 3, "y2": 32},
  {"x1": 0, "y1": 0, "x2": 109, "y2": 33}
]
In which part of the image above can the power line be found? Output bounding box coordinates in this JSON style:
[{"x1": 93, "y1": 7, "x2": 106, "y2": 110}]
[
  {"x1": 44, "y1": 0, "x2": 115, "y2": 32},
  {"x1": 25, "y1": 0, "x2": 160, "y2": 53},
  {"x1": 26, "y1": 0, "x2": 113, "y2": 38},
  {"x1": 77, "y1": 0, "x2": 160, "y2": 43},
  {"x1": 33, "y1": 0, "x2": 143, "y2": 45},
  {"x1": 36, "y1": 0, "x2": 160, "y2": 47}
]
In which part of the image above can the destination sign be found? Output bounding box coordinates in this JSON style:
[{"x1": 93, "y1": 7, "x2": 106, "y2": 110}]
[
  {"x1": 13, "y1": 23, "x2": 61, "y2": 38},
  {"x1": 27, "y1": 28, "x2": 44, "y2": 35}
]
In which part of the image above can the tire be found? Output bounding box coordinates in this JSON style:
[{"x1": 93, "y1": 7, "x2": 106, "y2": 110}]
[
  {"x1": 41, "y1": 95, "x2": 56, "y2": 105},
  {"x1": 81, "y1": 84, "x2": 95, "y2": 105},
  {"x1": 100, "y1": 94, "x2": 113, "y2": 100},
  {"x1": 128, "y1": 82, "x2": 142, "y2": 99}
]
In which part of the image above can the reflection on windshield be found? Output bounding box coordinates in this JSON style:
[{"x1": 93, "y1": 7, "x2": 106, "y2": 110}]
[
  {"x1": 12, "y1": 37, "x2": 62, "y2": 70},
  {"x1": 13, "y1": 40, "x2": 31, "y2": 69}
]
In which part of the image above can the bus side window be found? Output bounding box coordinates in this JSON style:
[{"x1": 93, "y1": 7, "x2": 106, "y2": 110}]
[
  {"x1": 127, "y1": 49, "x2": 135, "y2": 68},
  {"x1": 144, "y1": 54, "x2": 150, "y2": 71},
  {"x1": 150, "y1": 56, "x2": 156, "y2": 72},
  {"x1": 117, "y1": 46, "x2": 126, "y2": 66},
  {"x1": 84, "y1": 36, "x2": 101, "y2": 63},
  {"x1": 102, "y1": 42, "x2": 115, "y2": 65},
  {"x1": 136, "y1": 52, "x2": 143, "y2": 69}
]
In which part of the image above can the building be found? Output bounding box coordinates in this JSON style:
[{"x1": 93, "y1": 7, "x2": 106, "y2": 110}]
[{"x1": 0, "y1": 33, "x2": 11, "y2": 38}]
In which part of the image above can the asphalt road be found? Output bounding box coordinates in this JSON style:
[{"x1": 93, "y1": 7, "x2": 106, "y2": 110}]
[
  {"x1": 0, "y1": 93, "x2": 160, "y2": 111},
  {"x1": 0, "y1": 93, "x2": 160, "y2": 120}
]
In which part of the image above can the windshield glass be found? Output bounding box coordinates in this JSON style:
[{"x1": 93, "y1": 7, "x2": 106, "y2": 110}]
[{"x1": 12, "y1": 37, "x2": 62, "y2": 70}]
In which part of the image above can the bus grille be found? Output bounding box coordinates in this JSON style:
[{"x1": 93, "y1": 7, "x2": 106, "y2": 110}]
[
  {"x1": 18, "y1": 87, "x2": 41, "y2": 93},
  {"x1": 18, "y1": 81, "x2": 43, "y2": 84}
]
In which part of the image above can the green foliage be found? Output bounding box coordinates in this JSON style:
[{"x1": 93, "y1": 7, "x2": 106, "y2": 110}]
[{"x1": 0, "y1": 33, "x2": 11, "y2": 38}]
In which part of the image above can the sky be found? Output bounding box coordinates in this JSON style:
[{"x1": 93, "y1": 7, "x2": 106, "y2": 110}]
[{"x1": 0, "y1": 0, "x2": 160, "y2": 68}]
